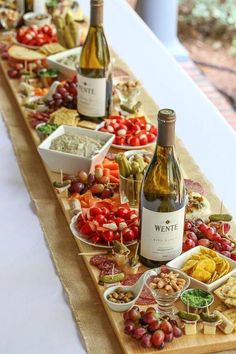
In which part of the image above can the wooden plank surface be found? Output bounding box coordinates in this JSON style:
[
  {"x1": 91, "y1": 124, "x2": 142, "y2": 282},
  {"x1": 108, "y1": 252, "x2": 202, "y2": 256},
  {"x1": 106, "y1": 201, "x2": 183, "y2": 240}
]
[{"x1": 1, "y1": 57, "x2": 236, "y2": 354}]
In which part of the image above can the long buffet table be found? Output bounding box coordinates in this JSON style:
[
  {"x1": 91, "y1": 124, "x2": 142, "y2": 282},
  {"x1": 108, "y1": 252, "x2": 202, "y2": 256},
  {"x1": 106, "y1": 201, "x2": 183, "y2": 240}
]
[{"x1": 1, "y1": 1, "x2": 236, "y2": 354}]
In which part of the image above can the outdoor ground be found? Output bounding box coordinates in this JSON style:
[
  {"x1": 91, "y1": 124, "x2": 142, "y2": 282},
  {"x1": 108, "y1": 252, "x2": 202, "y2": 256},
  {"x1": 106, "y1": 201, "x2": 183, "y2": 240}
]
[{"x1": 178, "y1": 27, "x2": 236, "y2": 131}]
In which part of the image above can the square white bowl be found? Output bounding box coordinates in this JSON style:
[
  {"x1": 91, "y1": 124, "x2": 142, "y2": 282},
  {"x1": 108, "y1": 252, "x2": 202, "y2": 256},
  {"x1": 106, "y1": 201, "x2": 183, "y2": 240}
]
[
  {"x1": 37, "y1": 125, "x2": 114, "y2": 174},
  {"x1": 167, "y1": 246, "x2": 236, "y2": 292},
  {"x1": 47, "y1": 47, "x2": 82, "y2": 79}
]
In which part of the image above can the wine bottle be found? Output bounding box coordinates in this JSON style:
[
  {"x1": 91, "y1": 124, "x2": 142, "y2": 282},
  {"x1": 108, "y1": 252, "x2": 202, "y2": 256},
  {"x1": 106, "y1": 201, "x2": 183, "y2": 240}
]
[
  {"x1": 139, "y1": 109, "x2": 186, "y2": 268},
  {"x1": 77, "y1": 0, "x2": 112, "y2": 122},
  {"x1": 17, "y1": 0, "x2": 33, "y2": 13}
]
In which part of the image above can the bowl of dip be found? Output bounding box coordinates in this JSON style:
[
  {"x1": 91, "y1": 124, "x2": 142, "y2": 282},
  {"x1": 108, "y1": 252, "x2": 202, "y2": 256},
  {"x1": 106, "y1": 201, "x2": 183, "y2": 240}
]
[{"x1": 37, "y1": 125, "x2": 115, "y2": 174}]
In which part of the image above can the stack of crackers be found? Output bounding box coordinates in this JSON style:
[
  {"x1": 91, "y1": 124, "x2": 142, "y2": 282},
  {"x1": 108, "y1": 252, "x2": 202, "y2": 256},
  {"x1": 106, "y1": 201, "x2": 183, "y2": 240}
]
[{"x1": 214, "y1": 276, "x2": 236, "y2": 331}]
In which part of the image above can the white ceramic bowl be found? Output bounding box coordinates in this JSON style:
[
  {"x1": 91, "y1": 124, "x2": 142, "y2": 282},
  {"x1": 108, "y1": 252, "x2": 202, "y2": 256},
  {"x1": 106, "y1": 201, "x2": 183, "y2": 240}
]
[
  {"x1": 23, "y1": 12, "x2": 51, "y2": 26},
  {"x1": 167, "y1": 246, "x2": 236, "y2": 292},
  {"x1": 47, "y1": 48, "x2": 82, "y2": 79},
  {"x1": 37, "y1": 125, "x2": 114, "y2": 174}
]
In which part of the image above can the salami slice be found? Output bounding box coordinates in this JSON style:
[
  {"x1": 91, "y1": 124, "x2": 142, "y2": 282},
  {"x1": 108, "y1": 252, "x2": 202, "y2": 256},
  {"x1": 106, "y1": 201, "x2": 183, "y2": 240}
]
[
  {"x1": 96, "y1": 259, "x2": 115, "y2": 271},
  {"x1": 99, "y1": 266, "x2": 122, "y2": 277},
  {"x1": 90, "y1": 255, "x2": 108, "y2": 266},
  {"x1": 136, "y1": 297, "x2": 156, "y2": 305},
  {"x1": 139, "y1": 286, "x2": 155, "y2": 300},
  {"x1": 121, "y1": 273, "x2": 143, "y2": 286},
  {"x1": 184, "y1": 179, "x2": 205, "y2": 195}
]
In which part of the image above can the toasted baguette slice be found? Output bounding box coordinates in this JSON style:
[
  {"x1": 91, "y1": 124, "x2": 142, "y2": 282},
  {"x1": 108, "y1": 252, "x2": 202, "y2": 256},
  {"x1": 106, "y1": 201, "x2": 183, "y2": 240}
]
[{"x1": 8, "y1": 45, "x2": 46, "y2": 61}]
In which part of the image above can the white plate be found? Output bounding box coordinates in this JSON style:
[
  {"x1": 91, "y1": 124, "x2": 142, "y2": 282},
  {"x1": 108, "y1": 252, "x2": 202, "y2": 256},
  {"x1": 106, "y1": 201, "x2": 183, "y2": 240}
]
[
  {"x1": 70, "y1": 214, "x2": 137, "y2": 249},
  {"x1": 14, "y1": 36, "x2": 42, "y2": 50},
  {"x1": 96, "y1": 122, "x2": 156, "y2": 150}
]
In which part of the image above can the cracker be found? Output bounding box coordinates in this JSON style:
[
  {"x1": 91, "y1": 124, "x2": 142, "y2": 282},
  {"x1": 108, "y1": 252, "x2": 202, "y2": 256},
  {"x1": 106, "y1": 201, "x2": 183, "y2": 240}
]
[
  {"x1": 225, "y1": 297, "x2": 236, "y2": 307},
  {"x1": 223, "y1": 309, "x2": 236, "y2": 330},
  {"x1": 78, "y1": 120, "x2": 98, "y2": 130},
  {"x1": 215, "y1": 303, "x2": 229, "y2": 312}
]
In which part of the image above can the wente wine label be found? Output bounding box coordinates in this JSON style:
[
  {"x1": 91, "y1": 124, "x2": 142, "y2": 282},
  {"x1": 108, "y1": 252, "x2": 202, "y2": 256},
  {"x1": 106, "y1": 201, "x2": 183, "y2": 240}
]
[
  {"x1": 139, "y1": 109, "x2": 186, "y2": 268},
  {"x1": 77, "y1": 0, "x2": 112, "y2": 122},
  {"x1": 140, "y1": 207, "x2": 185, "y2": 262},
  {"x1": 77, "y1": 75, "x2": 106, "y2": 117}
]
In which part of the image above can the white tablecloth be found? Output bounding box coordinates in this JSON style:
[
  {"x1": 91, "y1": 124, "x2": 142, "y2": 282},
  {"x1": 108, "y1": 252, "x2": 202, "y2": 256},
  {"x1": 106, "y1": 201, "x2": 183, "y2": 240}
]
[{"x1": 1, "y1": 0, "x2": 236, "y2": 353}]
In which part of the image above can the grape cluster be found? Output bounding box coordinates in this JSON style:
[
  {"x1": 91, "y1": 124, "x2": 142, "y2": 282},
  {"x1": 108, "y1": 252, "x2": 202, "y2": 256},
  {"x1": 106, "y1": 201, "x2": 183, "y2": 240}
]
[
  {"x1": 183, "y1": 219, "x2": 236, "y2": 261},
  {"x1": 124, "y1": 307, "x2": 182, "y2": 349},
  {"x1": 46, "y1": 77, "x2": 77, "y2": 110},
  {"x1": 65, "y1": 170, "x2": 118, "y2": 199}
]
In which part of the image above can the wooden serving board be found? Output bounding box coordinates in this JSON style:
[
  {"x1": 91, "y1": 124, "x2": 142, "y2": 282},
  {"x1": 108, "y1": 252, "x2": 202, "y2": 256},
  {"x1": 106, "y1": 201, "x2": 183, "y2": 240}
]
[{"x1": 1, "y1": 55, "x2": 236, "y2": 354}]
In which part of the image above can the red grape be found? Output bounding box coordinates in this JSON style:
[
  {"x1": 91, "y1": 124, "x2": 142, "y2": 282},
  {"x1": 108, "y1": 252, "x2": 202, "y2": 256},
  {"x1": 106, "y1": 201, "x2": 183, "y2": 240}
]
[
  {"x1": 160, "y1": 320, "x2": 173, "y2": 334},
  {"x1": 69, "y1": 182, "x2": 84, "y2": 194},
  {"x1": 77, "y1": 171, "x2": 88, "y2": 183},
  {"x1": 186, "y1": 231, "x2": 198, "y2": 243},
  {"x1": 230, "y1": 252, "x2": 236, "y2": 261},
  {"x1": 140, "y1": 333, "x2": 152, "y2": 348},
  {"x1": 146, "y1": 307, "x2": 156, "y2": 313},
  {"x1": 124, "y1": 323, "x2": 135, "y2": 335},
  {"x1": 172, "y1": 325, "x2": 182, "y2": 338},
  {"x1": 164, "y1": 332, "x2": 173, "y2": 343},
  {"x1": 148, "y1": 320, "x2": 161, "y2": 333},
  {"x1": 183, "y1": 238, "x2": 196, "y2": 252},
  {"x1": 184, "y1": 221, "x2": 192, "y2": 231},
  {"x1": 212, "y1": 233, "x2": 222, "y2": 242},
  {"x1": 220, "y1": 251, "x2": 231, "y2": 258},
  {"x1": 127, "y1": 308, "x2": 141, "y2": 322},
  {"x1": 198, "y1": 223, "x2": 208, "y2": 235},
  {"x1": 132, "y1": 327, "x2": 147, "y2": 340},
  {"x1": 223, "y1": 223, "x2": 231, "y2": 234},
  {"x1": 142, "y1": 312, "x2": 160, "y2": 325},
  {"x1": 101, "y1": 188, "x2": 113, "y2": 199},
  {"x1": 151, "y1": 329, "x2": 165, "y2": 347},
  {"x1": 205, "y1": 227, "x2": 215, "y2": 240},
  {"x1": 197, "y1": 238, "x2": 210, "y2": 247}
]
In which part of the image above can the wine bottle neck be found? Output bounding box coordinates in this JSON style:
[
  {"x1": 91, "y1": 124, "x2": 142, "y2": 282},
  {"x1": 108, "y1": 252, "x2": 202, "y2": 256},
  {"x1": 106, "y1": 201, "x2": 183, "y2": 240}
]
[
  {"x1": 90, "y1": 2, "x2": 103, "y2": 26},
  {"x1": 157, "y1": 119, "x2": 175, "y2": 147}
]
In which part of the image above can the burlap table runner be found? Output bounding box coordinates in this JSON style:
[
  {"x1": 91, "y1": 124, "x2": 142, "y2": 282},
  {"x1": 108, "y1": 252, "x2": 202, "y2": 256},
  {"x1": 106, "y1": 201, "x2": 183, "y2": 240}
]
[{"x1": 1, "y1": 51, "x2": 235, "y2": 353}]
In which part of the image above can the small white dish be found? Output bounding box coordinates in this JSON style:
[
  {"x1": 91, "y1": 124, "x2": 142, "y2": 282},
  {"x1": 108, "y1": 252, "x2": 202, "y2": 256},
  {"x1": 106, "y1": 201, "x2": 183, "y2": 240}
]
[
  {"x1": 103, "y1": 271, "x2": 151, "y2": 312},
  {"x1": 37, "y1": 125, "x2": 114, "y2": 174},
  {"x1": 23, "y1": 12, "x2": 51, "y2": 26},
  {"x1": 47, "y1": 47, "x2": 82, "y2": 79},
  {"x1": 167, "y1": 246, "x2": 236, "y2": 292}
]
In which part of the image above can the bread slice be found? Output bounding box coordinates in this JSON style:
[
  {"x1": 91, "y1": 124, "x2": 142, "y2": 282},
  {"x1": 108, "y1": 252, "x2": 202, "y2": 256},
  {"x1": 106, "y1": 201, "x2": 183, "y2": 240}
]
[{"x1": 8, "y1": 45, "x2": 46, "y2": 61}]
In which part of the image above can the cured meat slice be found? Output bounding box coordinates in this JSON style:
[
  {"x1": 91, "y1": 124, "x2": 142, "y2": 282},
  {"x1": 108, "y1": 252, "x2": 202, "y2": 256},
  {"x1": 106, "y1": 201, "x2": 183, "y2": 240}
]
[
  {"x1": 136, "y1": 297, "x2": 156, "y2": 305},
  {"x1": 96, "y1": 259, "x2": 115, "y2": 271},
  {"x1": 184, "y1": 179, "x2": 205, "y2": 195},
  {"x1": 139, "y1": 286, "x2": 155, "y2": 301},
  {"x1": 99, "y1": 266, "x2": 122, "y2": 277},
  {"x1": 90, "y1": 255, "x2": 108, "y2": 266},
  {"x1": 121, "y1": 273, "x2": 142, "y2": 286},
  {"x1": 122, "y1": 274, "x2": 156, "y2": 305}
]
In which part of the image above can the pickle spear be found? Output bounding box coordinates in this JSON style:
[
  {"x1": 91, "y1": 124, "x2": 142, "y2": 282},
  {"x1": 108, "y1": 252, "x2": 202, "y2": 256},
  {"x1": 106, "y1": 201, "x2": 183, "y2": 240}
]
[
  {"x1": 177, "y1": 311, "x2": 200, "y2": 322},
  {"x1": 99, "y1": 272, "x2": 125, "y2": 285}
]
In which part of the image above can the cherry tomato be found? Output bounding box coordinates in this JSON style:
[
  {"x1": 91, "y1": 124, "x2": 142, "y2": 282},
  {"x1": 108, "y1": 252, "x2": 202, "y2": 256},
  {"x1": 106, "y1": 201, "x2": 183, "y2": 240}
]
[
  {"x1": 115, "y1": 217, "x2": 125, "y2": 225},
  {"x1": 131, "y1": 225, "x2": 139, "y2": 239},
  {"x1": 90, "y1": 207, "x2": 102, "y2": 217},
  {"x1": 100, "y1": 207, "x2": 110, "y2": 216},
  {"x1": 139, "y1": 134, "x2": 148, "y2": 145},
  {"x1": 127, "y1": 210, "x2": 138, "y2": 220},
  {"x1": 129, "y1": 136, "x2": 140, "y2": 146},
  {"x1": 94, "y1": 214, "x2": 107, "y2": 225},
  {"x1": 122, "y1": 228, "x2": 135, "y2": 242},
  {"x1": 80, "y1": 221, "x2": 96, "y2": 236},
  {"x1": 117, "y1": 207, "x2": 130, "y2": 219},
  {"x1": 150, "y1": 125, "x2": 158, "y2": 135},
  {"x1": 131, "y1": 125, "x2": 141, "y2": 134},
  {"x1": 90, "y1": 233, "x2": 101, "y2": 244},
  {"x1": 102, "y1": 230, "x2": 114, "y2": 243},
  {"x1": 114, "y1": 136, "x2": 125, "y2": 145},
  {"x1": 147, "y1": 133, "x2": 156, "y2": 143},
  {"x1": 113, "y1": 231, "x2": 121, "y2": 240}
]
